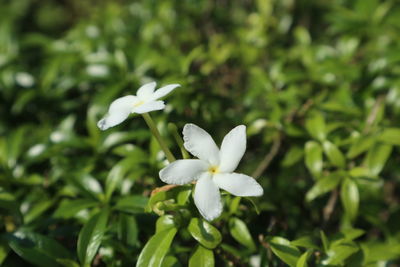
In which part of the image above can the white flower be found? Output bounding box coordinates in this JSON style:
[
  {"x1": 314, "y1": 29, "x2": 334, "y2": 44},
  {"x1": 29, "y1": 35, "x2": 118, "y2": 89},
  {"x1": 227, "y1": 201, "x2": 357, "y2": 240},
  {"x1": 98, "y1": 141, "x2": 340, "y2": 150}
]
[
  {"x1": 97, "y1": 82, "x2": 180, "y2": 130},
  {"x1": 159, "y1": 124, "x2": 263, "y2": 221}
]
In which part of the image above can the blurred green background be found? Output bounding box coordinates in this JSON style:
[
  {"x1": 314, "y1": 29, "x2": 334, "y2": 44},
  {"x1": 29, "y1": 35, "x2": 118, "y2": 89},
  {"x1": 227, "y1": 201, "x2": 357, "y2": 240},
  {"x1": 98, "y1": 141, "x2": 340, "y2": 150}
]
[{"x1": 1, "y1": 0, "x2": 400, "y2": 266}]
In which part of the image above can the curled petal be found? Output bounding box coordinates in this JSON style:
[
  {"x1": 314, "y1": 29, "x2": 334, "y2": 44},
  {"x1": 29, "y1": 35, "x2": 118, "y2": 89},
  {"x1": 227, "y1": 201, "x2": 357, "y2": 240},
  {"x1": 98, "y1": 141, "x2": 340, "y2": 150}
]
[
  {"x1": 219, "y1": 125, "x2": 246, "y2": 173},
  {"x1": 97, "y1": 95, "x2": 136, "y2": 130},
  {"x1": 137, "y1": 82, "x2": 157, "y2": 100},
  {"x1": 213, "y1": 173, "x2": 263, "y2": 197},
  {"x1": 194, "y1": 173, "x2": 222, "y2": 221},
  {"x1": 133, "y1": 101, "x2": 165, "y2": 114},
  {"x1": 151, "y1": 84, "x2": 180, "y2": 101},
  {"x1": 159, "y1": 159, "x2": 208, "y2": 185},
  {"x1": 183, "y1": 124, "x2": 220, "y2": 165}
]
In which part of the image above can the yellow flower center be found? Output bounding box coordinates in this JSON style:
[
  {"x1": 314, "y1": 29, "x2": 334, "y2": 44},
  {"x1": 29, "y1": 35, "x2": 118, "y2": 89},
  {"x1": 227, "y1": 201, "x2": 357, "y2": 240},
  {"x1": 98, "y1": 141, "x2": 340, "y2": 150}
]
[
  {"x1": 208, "y1": 166, "x2": 220, "y2": 174},
  {"x1": 133, "y1": 101, "x2": 145, "y2": 107}
]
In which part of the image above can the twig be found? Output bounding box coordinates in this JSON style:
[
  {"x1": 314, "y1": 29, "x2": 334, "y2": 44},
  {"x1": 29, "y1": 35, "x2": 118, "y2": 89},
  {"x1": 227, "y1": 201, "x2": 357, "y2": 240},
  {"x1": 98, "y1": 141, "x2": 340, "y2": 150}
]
[
  {"x1": 323, "y1": 189, "x2": 338, "y2": 222},
  {"x1": 252, "y1": 134, "x2": 281, "y2": 179},
  {"x1": 363, "y1": 95, "x2": 385, "y2": 134}
]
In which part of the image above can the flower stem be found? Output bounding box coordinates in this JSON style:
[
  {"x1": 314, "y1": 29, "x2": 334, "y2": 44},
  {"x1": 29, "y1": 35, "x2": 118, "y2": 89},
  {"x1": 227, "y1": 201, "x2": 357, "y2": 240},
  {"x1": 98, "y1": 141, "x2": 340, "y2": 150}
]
[
  {"x1": 168, "y1": 123, "x2": 190, "y2": 159},
  {"x1": 142, "y1": 113, "x2": 176, "y2": 163}
]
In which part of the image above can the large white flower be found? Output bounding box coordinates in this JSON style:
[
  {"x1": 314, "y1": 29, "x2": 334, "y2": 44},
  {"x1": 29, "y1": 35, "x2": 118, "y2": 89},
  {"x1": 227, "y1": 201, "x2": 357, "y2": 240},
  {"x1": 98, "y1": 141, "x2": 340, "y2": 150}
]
[
  {"x1": 159, "y1": 124, "x2": 263, "y2": 221},
  {"x1": 97, "y1": 82, "x2": 180, "y2": 130}
]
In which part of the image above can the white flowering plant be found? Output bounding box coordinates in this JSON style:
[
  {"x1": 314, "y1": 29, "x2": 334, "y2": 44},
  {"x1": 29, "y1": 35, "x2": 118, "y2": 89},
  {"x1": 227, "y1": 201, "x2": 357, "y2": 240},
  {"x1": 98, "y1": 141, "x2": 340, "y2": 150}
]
[{"x1": 95, "y1": 81, "x2": 264, "y2": 266}]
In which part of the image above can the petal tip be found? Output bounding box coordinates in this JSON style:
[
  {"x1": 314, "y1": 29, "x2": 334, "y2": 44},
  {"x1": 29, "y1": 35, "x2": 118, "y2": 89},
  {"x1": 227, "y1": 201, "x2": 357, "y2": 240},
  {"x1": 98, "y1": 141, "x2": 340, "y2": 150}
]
[{"x1": 97, "y1": 118, "x2": 109, "y2": 130}]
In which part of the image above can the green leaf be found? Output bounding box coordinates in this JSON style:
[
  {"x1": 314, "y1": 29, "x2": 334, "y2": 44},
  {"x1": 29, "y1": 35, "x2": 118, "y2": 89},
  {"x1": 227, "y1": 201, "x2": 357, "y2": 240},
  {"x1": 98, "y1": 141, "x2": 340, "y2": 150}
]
[
  {"x1": 136, "y1": 227, "x2": 177, "y2": 267},
  {"x1": 306, "y1": 172, "x2": 342, "y2": 202},
  {"x1": 281, "y1": 146, "x2": 304, "y2": 167},
  {"x1": 53, "y1": 199, "x2": 98, "y2": 219},
  {"x1": 0, "y1": 237, "x2": 9, "y2": 265},
  {"x1": 189, "y1": 245, "x2": 214, "y2": 267},
  {"x1": 341, "y1": 228, "x2": 365, "y2": 241},
  {"x1": 322, "y1": 140, "x2": 345, "y2": 168},
  {"x1": 114, "y1": 195, "x2": 148, "y2": 214},
  {"x1": 162, "y1": 256, "x2": 181, "y2": 267},
  {"x1": 347, "y1": 135, "x2": 376, "y2": 159},
  {"x1": 296, "y1": 251, "x2": 311, "y2": 267},
  {"x1": 229, "y1": 217, "x2": 256, "y2": 251},
  {"x1": 229, "y1": 196, "x2": 241, "y2": 214},
  {"x1": 7, "y1": 230, "x2": 72, "y2": 267},
  {"x1": 365, "y1": 143, "x2": 392, "y2": 176},
  {"x1": 348, "y1": 167, "x2": 374, "y2": 178},
  {"x1": 322, "y1": 241, "x2": 359, "y2": 265},
  {"x1": 268, "y1": 236, "x2": 301, "y2": 267},
  {"x1": 188, "y1": 218, "x2": 222, "y2": 249},
  {"x1": 378, "y1": 128, "x2": 400, "y2": 146},
  {"x1": 291, "y1": 236, "x2": 318, "y2": 249},
  {"x1": 156, "y1": 215, "x2": 177, "y2": 233},
  {"x1": 56, "y1": 259, "x2": 80, "y2": 267},
  {"x1": 320, "y1": 231, "x2": 329, "y2": 253},
  {"x1": 304, "y1": 141, "x2": 323, "y2": 178},
  {"x1": 24, "y1": 199, "x2": 54, "y2": 224},
  {"x1": 362, "y1": 241, "x2": 400, "y2": 263},
  {"x1": 305, "y1": 114, "x2": 326, "y2": 141},
  {"x1": 118, "y1": 213, "x2": 138, "y2": 246},
  {"x1": 77, "y1": 209, "x2": 109, "y2": 267},
  {"x1": 105, "y1": 157, "x2": 135, "y2": 201},
  {"x1": 340, "y1": 178, "x2": 359, "y2": 222}
]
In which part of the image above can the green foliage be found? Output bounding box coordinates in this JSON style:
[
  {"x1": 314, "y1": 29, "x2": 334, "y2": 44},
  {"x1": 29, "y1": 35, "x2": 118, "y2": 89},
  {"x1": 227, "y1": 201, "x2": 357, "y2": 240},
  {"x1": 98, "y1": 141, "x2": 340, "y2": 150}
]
[{"x1": 1, "y1": 0, "x2": 400, "y2": 266}]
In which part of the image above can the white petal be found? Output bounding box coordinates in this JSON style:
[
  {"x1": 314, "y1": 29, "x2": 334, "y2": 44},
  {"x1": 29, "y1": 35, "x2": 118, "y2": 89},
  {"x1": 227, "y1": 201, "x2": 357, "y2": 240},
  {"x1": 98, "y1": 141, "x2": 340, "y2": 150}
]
[
  {"x1": 150, "y1": 84, "x2": 180, "y2": 101},
  {"x1": 219, "y1": 125, "x2": 246, "y2": 173},
  {"x1": 213, "y1": 173, "x2": 263, "y2": 197},
  {"x1": 97, "y1": 95, "x2": 136, "y2": 130},
  {"x1": 137, "y1": 82, "x2": 157, "y2": 100},
  {"x1": 183, "y1": 124, "x2": 220, "y2": 165},
  {"x1": 194, "y1": 173, "x2": 223, "y2": 221},
  {"x1": 159, "y1": 159, "x2": 209, "y2": 185},
  {"x1": 133, "y1": 100, "x2": 165, "y2": 114}
]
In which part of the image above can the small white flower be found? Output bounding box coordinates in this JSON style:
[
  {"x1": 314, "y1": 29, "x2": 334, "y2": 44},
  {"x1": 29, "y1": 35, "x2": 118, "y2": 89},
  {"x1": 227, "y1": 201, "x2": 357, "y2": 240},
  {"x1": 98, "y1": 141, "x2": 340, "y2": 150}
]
[
  {"x1": 159, "y1": 124, "x2": 263, "y2": 221},
  {"x1": 97, "y1": 82, "x2": 180, "y2": 130}
]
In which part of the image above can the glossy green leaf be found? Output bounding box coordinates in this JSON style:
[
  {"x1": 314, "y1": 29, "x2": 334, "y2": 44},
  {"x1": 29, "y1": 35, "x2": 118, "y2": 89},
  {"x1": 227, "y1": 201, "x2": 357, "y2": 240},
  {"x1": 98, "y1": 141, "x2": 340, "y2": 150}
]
[
  {"x1": 188, "y1": 218, "x2": 222, "y2": 249},
  {"x1": 77, "y1": 209, "x2": 109, "y2": 267},
  {"x1": 291, "y1": 236, "x2": 318, "y2": 249},
  {"x1": 118, "y1": 213, "x2": 138, "y2": 246},
  {"x1": 114, "y1": 195, "x2": 148, "y2": 214},
  {"x1": 136, "y1": 227, "x2": 177, "y2": 267},
  {"x1": 189, "y1": 245, "x2": 214, "y2": 267},
  {"x1": 7, "y1": 230, "x2": 72, "y2": 267},
  {"x1": 281, "y1": 146, "x2": 304, "y2": 167},
  {"x1": 365, "y1": 143, "x2": 392, "y2": 176},
  {"x1": 304, "y1": 141, "x2": 323, "y2": 177},
  {"x1": 322, "y1": 241, "x2": 359, "y2": 265},
  {"x1": 322, "y1": 140, "x2": 345, "y2": 168},
  {"x1": 162, "y1": 256, "x2": 181, "y2": 267},
  {"x1": 305, "y1": 114, "x2": 326, "y2": 141},
  {"x1": 156, "y1": 215, "x2": 176, "y2": 233},
  {"x1": 340, "y1": 178, "x2": 359, "y2": 222},
  {"x1": 105, "y1": 157, "x2": 135, "y2": 201},
  {"x1": 296, "y1": 251, "x2": 310, "y2": 267},
  {"x1": 378, "y1": 128, "x2": 400, "y2": 146},
  {"x1": 306, "y1": 173, "x2": 342, "y2": 202},
  {"x1": 0, "y1": 238, "x2": 9, "y2": 265},
  {"x1": 229, "y1": 217, "x2": 256, "y2": 251},
  {"x1": 53, "y1": 199, "x2": 98, "y2": 219},
  {"x1": 268, "y1": 236, "x2": 301, "y2": 267},
  {"x1": 320, "y1": 231, "x2": 329, "y2": 253},
  {"x1": 347, "y1": 135, "x2": 375, "y2": 159}
]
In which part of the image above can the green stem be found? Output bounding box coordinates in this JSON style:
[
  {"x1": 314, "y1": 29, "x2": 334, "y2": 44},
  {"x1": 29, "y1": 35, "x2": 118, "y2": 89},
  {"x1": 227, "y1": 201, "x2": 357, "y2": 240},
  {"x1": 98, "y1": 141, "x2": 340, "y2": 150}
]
[
  {"x1": 142, "y1": 113, "x2": 176, "y2": 163},
  {"x1": 168, "y1": 123, "x2": 190, "y2": 159}
]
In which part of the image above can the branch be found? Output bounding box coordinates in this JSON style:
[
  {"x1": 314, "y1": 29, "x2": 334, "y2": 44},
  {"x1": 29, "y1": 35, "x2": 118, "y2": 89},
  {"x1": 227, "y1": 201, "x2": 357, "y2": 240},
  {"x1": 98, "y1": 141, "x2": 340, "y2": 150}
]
[{"x1": 252, "y1": 134, "x2": 281, "y2": 179}]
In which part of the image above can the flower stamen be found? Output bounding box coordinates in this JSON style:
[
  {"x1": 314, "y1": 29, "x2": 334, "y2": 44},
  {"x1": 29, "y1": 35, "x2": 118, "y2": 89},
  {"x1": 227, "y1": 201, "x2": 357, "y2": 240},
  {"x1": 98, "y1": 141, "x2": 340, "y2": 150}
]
[
  {"x1": 208, "y1": 166, "x2": 220, "y2": 174},
  {"x1": 133, "y1": 100, "x2": 145, "y2": 107}
]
